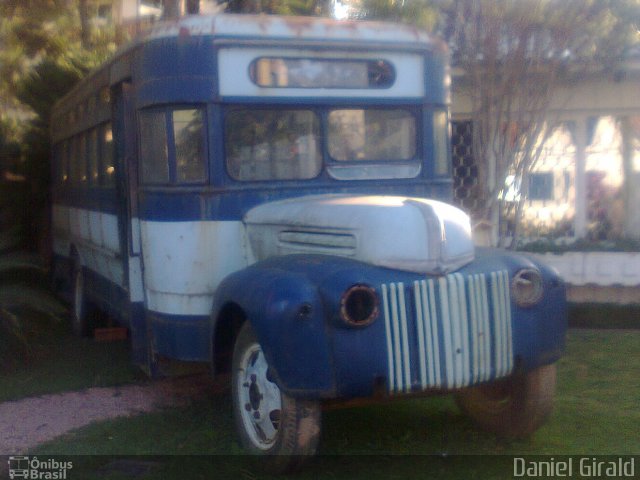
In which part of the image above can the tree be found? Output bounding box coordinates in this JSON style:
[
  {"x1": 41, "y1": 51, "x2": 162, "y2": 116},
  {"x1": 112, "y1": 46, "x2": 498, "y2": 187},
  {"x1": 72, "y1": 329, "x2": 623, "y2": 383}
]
[
  {"x1": 355, "y1": 0, "x2": 439, "y2": 29},
  {"x1": 162, "y1": 0, "x2": 182, "y2": 19},
  {"x1": 357, "y1": 0, "x2": 640, "y2": 245},
  {"x1": 0, "y1": 1, "x2": 116, "y2": 252},
  {"x1": 439, "y1": 0, "x2": 640, "y2": 245},
  {"x1": 78, "y1": 0, "x2": 91, "y2": 47}
]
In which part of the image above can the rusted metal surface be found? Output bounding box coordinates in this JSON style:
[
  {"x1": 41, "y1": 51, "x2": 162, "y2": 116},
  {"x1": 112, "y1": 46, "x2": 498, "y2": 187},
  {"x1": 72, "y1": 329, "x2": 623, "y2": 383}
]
[{"x1": 146, "y1": 13, "x2": 440, "y2": 48}]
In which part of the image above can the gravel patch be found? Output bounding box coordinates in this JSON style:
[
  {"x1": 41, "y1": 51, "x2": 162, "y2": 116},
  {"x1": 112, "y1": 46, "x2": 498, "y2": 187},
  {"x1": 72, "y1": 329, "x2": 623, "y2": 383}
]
[{"x1": 0, "y1": 374, "x2": 216, "y2": 455}]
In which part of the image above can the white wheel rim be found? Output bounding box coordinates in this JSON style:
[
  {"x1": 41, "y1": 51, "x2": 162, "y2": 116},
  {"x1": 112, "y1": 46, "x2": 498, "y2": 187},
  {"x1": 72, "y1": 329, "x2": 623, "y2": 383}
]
[{"x1": 236, "y1": 342, "x2": 282, "y2": 450}]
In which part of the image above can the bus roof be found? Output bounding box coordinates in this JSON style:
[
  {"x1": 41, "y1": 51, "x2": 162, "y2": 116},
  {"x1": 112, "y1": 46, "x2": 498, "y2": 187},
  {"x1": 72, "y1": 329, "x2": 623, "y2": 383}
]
[
  {"x1": 144, "y1": 13, "x2": 441, "y2": 47},
  {"x1": 51, "y1": 14, "x2": 446, "y2": 126}
]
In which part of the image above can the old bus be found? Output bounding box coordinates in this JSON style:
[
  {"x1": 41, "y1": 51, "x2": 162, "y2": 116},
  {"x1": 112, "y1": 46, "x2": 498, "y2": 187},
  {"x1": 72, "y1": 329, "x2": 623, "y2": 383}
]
[{"x1": 50, "y1": 14, "x2": 567, "y2": 470}]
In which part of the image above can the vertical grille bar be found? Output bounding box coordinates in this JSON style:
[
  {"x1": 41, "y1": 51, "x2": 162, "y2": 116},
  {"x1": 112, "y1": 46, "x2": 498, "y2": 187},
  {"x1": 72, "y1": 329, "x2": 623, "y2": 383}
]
[
  {"x1": 438, "y1": 277, "x2": 455, "y2": 389},
  {"x1": 397, "y1": 284, "x2": 411, "y2": 393},
  {"x1": 413, "y1": 281, "x2": 428, "y2": 390},
  {"x1": 381, "y1": 284, "x2": 395, "y2": 393},
  {"x1": 389, "y1": 283, "x2": 404, "y2": 392},
  {"x1": 468, "y1": 274, "x2": 481, "y2": 385},
  {"x1": 427, "y1": 280, "x2": 442, "y2": 387},
  {"x1": 479, "y1": 274, "x2": 492, "y2": 382}
]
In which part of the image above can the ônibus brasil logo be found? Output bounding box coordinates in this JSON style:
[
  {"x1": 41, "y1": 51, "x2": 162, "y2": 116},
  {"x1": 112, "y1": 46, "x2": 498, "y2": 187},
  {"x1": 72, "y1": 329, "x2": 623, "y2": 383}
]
[{"x1": 7, "y1": 456, "x2": 73, "y2": 479}]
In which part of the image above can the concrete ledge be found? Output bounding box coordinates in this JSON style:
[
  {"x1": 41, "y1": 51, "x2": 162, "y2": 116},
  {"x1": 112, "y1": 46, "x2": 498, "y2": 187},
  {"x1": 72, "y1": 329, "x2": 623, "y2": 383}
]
[
  {"x1": 534, "y1": 252, "x2": 640, "y2": 287},
  {"x1": 567, "y1": 285, "x2": 640, "y2": 304}
]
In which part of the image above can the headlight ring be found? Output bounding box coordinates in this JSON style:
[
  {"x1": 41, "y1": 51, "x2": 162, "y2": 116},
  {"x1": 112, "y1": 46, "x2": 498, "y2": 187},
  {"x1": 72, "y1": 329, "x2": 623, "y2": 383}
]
[
  {"x1": 511, "y1": 268, "x2": 544, "y2": 307},
  {"x1": 340, "y1": 284, "x2": 379, "y2": 327}
]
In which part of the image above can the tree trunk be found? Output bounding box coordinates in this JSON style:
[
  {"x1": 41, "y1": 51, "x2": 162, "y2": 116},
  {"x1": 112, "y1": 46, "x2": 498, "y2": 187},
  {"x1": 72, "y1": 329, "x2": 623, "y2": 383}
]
[
  {"x1": 163, "y1": 0, "x2": 182, "y2": 20},
  {"x1": 78, "y1": 0, "x2": 90, "y2": 48},
  {"x1": 186, "y1": 0, "x2": 200, "y2": 14}
]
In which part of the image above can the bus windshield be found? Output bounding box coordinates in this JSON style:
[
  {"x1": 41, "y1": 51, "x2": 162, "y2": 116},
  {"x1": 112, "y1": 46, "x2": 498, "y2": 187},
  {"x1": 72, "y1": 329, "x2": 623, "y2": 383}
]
[
  {"x1": 224, "y1": 107, "x2": 419, "y2": 182},
  {"x1": 328, "y1": 109, "x2": 416, "y2": 162}
]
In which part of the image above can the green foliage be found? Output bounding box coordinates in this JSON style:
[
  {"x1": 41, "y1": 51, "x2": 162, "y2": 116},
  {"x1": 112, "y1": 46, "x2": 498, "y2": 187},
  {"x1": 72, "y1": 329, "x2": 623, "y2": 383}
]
[
  {"x1": 0, "y1": 227, "x2": 66, "y2": 367},
  {"x1": 0, "y1": 2, "x2": 116, "y2": 257},
  {"x1": 517, "y1": 237, "x2": 640, "y2": 254},
  {"x1": 356, "y1": 0, "x2": 440, "y2": 30},
  {"x1": 223, "y1": 0, "x2": 331, "y2": 16},
  {"x1": 0, "y1": 281, "x2": 66, "y2": 367},
  {"x1": 16, "y1": 58, "x2": 86, "y2": 209}
]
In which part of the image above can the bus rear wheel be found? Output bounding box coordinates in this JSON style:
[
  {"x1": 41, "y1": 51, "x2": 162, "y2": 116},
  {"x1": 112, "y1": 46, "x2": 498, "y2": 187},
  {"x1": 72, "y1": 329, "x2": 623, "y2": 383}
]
[
  {"x1": 71, "y1": 258, "x2": 94, "y2": 337},
  {"x1": 231, "y1": 322, "x2": 321, "y2": 473},
  {"x1": 455, "y1": 364, "x2": 556, "y2": 439}
]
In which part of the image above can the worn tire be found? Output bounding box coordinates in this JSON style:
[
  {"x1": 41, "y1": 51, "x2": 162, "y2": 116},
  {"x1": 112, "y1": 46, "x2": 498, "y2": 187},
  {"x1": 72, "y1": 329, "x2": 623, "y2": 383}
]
[
  {"x1": 71, "y1": 258, "x2": 94, "y2": 337},
  {"x1": 231, "y1": 322, "x2": 321, "y2": 473},
  {"x1": 455, "y1": 364, "x2": 556, "y2": 439}
]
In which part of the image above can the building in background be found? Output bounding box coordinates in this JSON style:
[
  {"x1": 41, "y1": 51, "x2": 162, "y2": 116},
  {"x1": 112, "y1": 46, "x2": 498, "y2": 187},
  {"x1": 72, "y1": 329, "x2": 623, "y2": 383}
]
[{"x1": 451, "y1": 47, "x2": 640, "y2": 245}]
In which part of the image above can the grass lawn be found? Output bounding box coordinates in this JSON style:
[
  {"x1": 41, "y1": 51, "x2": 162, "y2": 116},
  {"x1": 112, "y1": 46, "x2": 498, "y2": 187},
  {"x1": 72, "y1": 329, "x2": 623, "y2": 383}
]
[
  {"x1": 27, "y1": 329, "x2": 639, "y2": 479},
  {"x1": 0, "y1": 317, "x2": 137, "y2": 403}
]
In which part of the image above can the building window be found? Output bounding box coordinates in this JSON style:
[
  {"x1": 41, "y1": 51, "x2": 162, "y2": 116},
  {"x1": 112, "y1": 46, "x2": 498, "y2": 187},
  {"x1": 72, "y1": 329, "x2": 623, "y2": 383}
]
[{"x1": 528, "y1": 172, "x2": 554, "y2": 201}]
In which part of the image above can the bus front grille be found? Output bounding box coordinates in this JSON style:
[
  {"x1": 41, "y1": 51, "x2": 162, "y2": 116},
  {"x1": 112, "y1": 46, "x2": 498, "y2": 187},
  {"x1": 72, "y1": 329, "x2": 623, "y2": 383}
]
[{"x1": 381, "y1": 271, "x2": 513, "y2": 394}]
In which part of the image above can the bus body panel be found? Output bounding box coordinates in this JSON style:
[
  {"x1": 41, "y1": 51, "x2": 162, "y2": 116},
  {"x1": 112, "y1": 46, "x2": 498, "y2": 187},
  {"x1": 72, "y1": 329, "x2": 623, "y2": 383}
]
[{"x1": 210, "y1": 253, "x2": 565, "y2": 398}]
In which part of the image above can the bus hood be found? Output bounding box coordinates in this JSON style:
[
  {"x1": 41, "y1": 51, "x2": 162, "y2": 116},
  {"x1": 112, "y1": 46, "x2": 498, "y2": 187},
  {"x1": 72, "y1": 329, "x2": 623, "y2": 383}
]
[{"x1": 243, "y1": 195, "x2": 474, "y2": 275}]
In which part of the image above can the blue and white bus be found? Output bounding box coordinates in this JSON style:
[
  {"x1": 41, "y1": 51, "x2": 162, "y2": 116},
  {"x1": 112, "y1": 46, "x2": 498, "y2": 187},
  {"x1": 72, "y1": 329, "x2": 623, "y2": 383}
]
[{"x1": 50, "y1": 14, "x2": 567, "y2": 470}]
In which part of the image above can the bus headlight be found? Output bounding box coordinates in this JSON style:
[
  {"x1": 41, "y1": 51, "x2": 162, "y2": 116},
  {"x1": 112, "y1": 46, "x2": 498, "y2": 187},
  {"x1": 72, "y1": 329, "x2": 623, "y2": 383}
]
[
  {"x1": 340, "y1": 284, "x2": 379, "y2": 327},
  {"x1": 511, "y1": 268, "x2": 544, "y2": 307}
]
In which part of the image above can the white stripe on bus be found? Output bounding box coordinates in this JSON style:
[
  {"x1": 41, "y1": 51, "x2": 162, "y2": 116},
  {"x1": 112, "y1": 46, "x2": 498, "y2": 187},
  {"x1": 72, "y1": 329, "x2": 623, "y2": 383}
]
[
  {"x1": 389, "y1": 283, "x2": 404, "y2": 392},
  {"x1": 398, "y1": 284, "x2": 412, "y2": 393}
]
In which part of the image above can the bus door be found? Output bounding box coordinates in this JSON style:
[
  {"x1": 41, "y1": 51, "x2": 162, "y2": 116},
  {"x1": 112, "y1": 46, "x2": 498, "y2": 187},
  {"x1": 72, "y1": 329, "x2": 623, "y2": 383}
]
[{"x1": 112, "y1": 81, "x2": 147, "y2": 366}]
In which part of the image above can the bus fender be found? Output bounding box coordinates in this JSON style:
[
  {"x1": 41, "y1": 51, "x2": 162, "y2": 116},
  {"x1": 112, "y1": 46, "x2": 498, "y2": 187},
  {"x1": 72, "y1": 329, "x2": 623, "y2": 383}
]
[{"x1": 211, "y1": 262, "x2": 336, "y2": 398}]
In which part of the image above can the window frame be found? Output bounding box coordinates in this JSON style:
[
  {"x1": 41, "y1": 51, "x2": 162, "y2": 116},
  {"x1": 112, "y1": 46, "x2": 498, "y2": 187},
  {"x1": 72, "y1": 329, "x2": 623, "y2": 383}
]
[
  {"x1": 137, "y1": 105, "x2": 209, "y2": 187},
  {"x1": 222, "y1": 104, "x2": 428, "y2": 183},
  {"x1": 249, "y1": 57, "x2": 396, "y2": 89},
  {"x1": 99, "y1": 121, "x2": 116, "y2": 188},
  {"x1": 325, "y1": 106, "x2": 422, "y2": 181},
  {"x1": 528, "y1": 172, "x2": 555, "y2": 201}
]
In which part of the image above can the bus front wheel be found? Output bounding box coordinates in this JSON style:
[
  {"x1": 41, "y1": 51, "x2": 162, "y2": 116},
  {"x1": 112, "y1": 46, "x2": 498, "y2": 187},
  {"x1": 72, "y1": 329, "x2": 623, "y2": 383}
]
[
  {"x1": 231, "y1": 322, "x2": 321, "y2": 473},
  {"x1": 455, "y1": 363, "x2": 556, "y2": 439}
]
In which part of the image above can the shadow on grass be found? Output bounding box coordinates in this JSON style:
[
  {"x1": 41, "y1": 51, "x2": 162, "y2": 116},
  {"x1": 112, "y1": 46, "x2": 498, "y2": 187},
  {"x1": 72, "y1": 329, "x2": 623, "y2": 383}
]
[{"x1": 0, "y1": 315, "x2": 137, "y2": 403}]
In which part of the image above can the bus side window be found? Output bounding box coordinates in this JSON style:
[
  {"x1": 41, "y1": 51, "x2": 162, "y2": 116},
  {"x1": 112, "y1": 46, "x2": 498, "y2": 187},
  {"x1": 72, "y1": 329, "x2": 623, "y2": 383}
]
[
  {"x1": 139, "y1": 110, "x2": 169, "y2": 184},
  {"x1": 68, "y1": 136, "x2": 82, "y2": 185},
  {"x1": 88, "y1": 128, "x2": 99, "y2": 185},
  {"x1": 173, "y1": 109, "x2": 206, "y2": 183},
  {"x1": 55, "y1": 142, "x2": 69, "y2": 185},
  {"x1": 101, "y1": 123, "x2": 115, "y2": 187},
  {"x1": 138, "y1": 107, "x2": 207, "y2": 185},
  {"x1": 78, "y1": 133, "x2": 88, "y2": 184}
]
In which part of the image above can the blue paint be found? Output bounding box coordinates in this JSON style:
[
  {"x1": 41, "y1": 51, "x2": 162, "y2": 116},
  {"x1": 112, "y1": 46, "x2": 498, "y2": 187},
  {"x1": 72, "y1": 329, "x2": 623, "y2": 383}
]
[
  {"x1": 148, "y1": 312, "x2": 211, "y2": 361},
  {"x1": 211, "y1": 252, "x2": 566, "y2": 397},
  {"x1": 136, "y1": 183, "x2": 451, "y2": 221}
]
